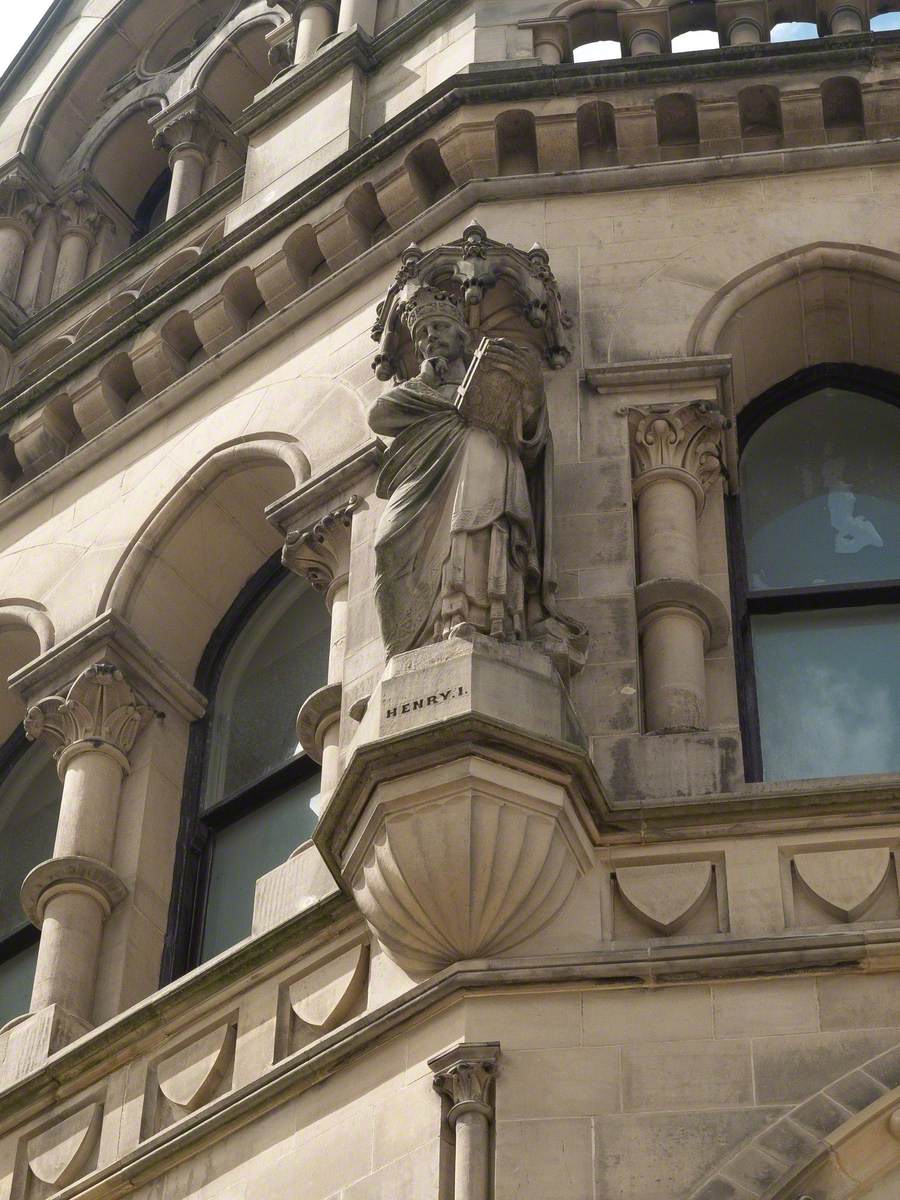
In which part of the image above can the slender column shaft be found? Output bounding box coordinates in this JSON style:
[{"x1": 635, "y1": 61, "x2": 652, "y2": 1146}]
[
  {"x1": 29, "y1": 890, "x2": 106, "y2": 1021},
  {"x1": 0, "y1": 222, "x2": 29, "y2": 298},
  {"x1": 641, "y1": 609, "x2": 708, "y2": 732},
  {"x1": 636, "y1": 476, "x2": 701, "y2": 584},
  {"x1": 337, "y1": 0, "x2": 377, "y2": 35},
  {"x1": 453, "y1": 1109, "x2": 491, "y2": 1200},
  {"x1": 295, "y1": 2, "x2": 336, "y2": 61},
  {"x1": 53, "y1": 748, "x2": 124, "y2": 862},
  {"x1": 727, "y1": 17, "x2": 762, "y2": 43},
  {"x1": 535, "y1": 38, "x2": 563, "y2": 65},
  {"x1": 166, "y1": 148, "x2": 208, "y2": 220},
  {"x1": 327, "y1": 578, "x2": 349, "y2": 684},
  {"x1": 51, "y1": 228, "x2": 92, "y2": 301}
]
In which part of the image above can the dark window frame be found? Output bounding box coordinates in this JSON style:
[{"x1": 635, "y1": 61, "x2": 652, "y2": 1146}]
[
  {"x1": 729, "y1": 362, "x2": 900, "y2": 782},
  {"x1": 160, "y1": 553, "x2": 320, "y2": 982},
  {"x1": 0, "y1": 730, "x2": 48, "y2": 977}
]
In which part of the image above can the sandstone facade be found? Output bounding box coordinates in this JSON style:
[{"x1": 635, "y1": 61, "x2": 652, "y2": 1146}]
[{"x1": 0, "y1": 2, "x2": 899, "y2": 1198}]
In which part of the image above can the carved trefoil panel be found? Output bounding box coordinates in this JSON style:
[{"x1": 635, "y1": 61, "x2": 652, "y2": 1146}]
[
  {"x1": 781, "y1": 843, "x2": 900, "y2": 928},
  {"x1": 609, "y1": 855, "x2": 728, "y2": 940},
  {"x1": 141, "y1": 1018, "x2": 237, "y2": 1138},
  {"x1": 277, "y1": 941, "x2": 370, "y2": 1058},
  {"x1": 18, "y1": 1100, "x2": 103, "y2": 1200}
]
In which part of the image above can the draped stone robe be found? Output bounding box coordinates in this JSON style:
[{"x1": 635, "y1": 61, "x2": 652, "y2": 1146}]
[{"x1": 369, "y1": 372, "x2": 559, "y2": 659}]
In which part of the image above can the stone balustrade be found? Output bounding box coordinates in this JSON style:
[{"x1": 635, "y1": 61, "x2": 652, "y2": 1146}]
[{"x1": 0, "y1": 46, "x2": 898, "y2": 501}]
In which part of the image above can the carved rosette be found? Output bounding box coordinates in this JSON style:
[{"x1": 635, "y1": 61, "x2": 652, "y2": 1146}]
[
  {"x1": 283, "y1": 495, "x2": 359, "y2": 601},
  {"x1": 628, "y1": 400, "x2": 729, "y2": 511},
  {"x1": 24, "y1": 662, "x2": 154, "y2": 772},
  {"x1": 430, "y1": 1043, "x2": 500, "y2": 1126}
]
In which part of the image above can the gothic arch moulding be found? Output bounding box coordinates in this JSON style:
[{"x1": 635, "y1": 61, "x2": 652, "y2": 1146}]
[
  {"x1": 100, "y1": 434, "x2": 310, "y2": 681},
  {"x1": 0, "y1": 601, "x2": 54, "y2": 742},
  {"x1": 688, "y1": 242, "x2": 900, "y2": 413},
  {"x1": 688, "y1": 1035, "x2": 900, "y2": 1198}
]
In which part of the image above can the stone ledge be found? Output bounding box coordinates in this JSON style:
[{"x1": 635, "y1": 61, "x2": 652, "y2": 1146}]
[{"x1": 2, "y1": 926, "x2": 900, "y2": 1193}]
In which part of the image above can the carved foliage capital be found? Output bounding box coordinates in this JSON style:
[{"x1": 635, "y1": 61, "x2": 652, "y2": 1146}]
[
  {"x1": 430, "y1": 1043, "x2": 500, "y2": 1126},
  {"x1": 283, "y1": 495, "x2": 360, "y2": 595},
  {"x1": 628, "y1": 400, "x2": 729, "y2": 498},
  {"x1": 55, "y1": 188, "x2": 108, "y2": 239},
  {"x1": 24, "y1": 661, "x2": 154, "y2": 766},
  {"x1": 0, "y1": 168, "x2": 44, "y2": 233}
]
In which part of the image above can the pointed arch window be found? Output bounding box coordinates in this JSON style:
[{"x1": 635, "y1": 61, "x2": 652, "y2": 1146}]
[
  {"x1": 0, "y1": 735, "x2": 62, "y2": 1028},
  {"x1": 735, "y1": 372, "x2": 900, "y2": 782},
  {"x1": 169, "y1": 561, "x2": 330, "y2": 972}
]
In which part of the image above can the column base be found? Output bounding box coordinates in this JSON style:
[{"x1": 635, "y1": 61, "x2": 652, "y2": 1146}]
[{"x1": 0, "y1": 1003, "x2": 91, "y2": 1088}]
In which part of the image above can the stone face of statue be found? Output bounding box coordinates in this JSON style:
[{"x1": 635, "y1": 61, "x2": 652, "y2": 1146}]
[{"x1": 412, "y1": 315, "x2": 471, "y2": 386}]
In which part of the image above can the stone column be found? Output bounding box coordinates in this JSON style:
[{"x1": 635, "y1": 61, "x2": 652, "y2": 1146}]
[
  {"x1": 336, "y1": 0, "x2": 377, "y2": 37},
  {"x1": 50, "y1": 190, "x2": 104, "y2": 301},
  {"x1": 628, "y1": 402, "x2": 730, "y2": 734},
  {"x1": 0, "y1": 172, "x2": 41, "y2": 301},
  {"x1": 285, "y1": 496, "x2": 359, "y2": 813},
  {"x1": 150, "y1": 97, "x2": 239, "y2": 221},
  {"x1": 430, "y1": 1043, "x2": 500, "y2": 1200},
  {"x1": 531, "y1": 22, "x2": 570, "y2": 65},
  {"x1": 294, "y1": 0, "x2": 338, "y2": 62},
  {"x1": 21, "y1": 664, "x2": 152, "y2": 1024}
]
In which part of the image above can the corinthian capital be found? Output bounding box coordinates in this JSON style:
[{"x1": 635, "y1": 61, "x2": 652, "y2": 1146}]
[
  {"x1": 283, "y1": 496, "x2": 359, "y2": 598},
  {"x1": 24, "y1": 662, "x2": 154, "y2": 770},
  {"x1": 55, "y1": 187, "x2": 107, "y2": 238},
  {"x1": 0, "y1": 165, "x2": 44, "y2": 234},
  {"x1": 628, "y1": 400, "x2": 729, "y2": 505},
  {"x1": 429, "y1": 1043, "x2": 500, "y2": 1126},
  {"x1": 149, "y1": 93, "x2": 241, "y2": 160}
]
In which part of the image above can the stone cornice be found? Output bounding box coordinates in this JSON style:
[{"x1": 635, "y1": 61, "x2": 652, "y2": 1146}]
[
  {"x1": 9, "y1": 610, "x2": 206, "y2": 722},
  {"x1": 3, "y1": 915, "x2": 900, "y2": 1188},
  {"x1": 0, "y1": 130, "x2": 896, "y2": 529},
  {"x1": 3, "y1": 28, "x2": 900, "y2": 356}
]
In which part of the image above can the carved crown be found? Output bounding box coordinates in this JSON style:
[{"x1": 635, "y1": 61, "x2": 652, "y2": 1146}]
[{"x1": 371, "y1": 222, "x2": 573, "y2": 382}]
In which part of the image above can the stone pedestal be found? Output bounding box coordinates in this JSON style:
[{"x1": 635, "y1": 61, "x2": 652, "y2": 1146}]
[{"x1": 316, "y1": 634, "x2": 607, "y2": 976}]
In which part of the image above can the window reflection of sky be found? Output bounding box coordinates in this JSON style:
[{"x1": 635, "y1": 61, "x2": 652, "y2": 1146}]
[
  {"x1": 754, "y1": 608, "x2": 900, "y2": 780},
  {"x1": 742, "y1": 389, "x2": 900, "y2": 589}
]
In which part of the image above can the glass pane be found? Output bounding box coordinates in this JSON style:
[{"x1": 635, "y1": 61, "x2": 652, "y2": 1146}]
[
  {"x1": 203, "y1": 575, "x2": 330, "y2": 807},
  {"x1": 0, "y1": 741, "x2": 61, "y2": 942},
  {"x1": 741, "y1": 389, "x2": 900, "y2": 590},
  {"x1": 752, "y1": 606, "x2": 900, "y2": 781},
  {"x1": 199, "y1": 775, "x2": 321, "y2": 962},
  {"x1": 0, "y1": 940, "x2": 38, "y2": 1029}
]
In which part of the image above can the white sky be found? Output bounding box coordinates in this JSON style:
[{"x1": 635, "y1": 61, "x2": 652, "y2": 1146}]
[{"x1": 0, "y1": 0, "x2": 56, "y2": 78}]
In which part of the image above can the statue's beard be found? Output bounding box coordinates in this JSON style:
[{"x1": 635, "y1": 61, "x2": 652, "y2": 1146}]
[{"x1": 422, "y1": 355, "x2": 450, "y2": 386}]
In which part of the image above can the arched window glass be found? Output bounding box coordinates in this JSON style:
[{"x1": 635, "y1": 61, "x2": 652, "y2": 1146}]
[
  {"x1": 0, "y1": 738, "x2": 61, "y2": 1027},
  {"x1": 739, "y1": 385, "x2": 900, "y2": 782},
  {"x1": 192, "y1": 571, "x2": 330, "y2": 964}
]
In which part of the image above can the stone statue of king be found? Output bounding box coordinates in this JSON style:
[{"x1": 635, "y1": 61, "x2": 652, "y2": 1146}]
[{"x1": 368, "y1": 285, "x2": 585, "y2": 671}]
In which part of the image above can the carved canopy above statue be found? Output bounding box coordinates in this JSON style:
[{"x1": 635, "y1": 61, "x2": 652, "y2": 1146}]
[{"x1": 371, "y1": 221, "x2": 574, "y2": 383}]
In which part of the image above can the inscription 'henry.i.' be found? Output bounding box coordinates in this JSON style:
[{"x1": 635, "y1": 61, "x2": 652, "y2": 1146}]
[{"x1": 385, "y1": 686, "x2": 467, "y2": 719}]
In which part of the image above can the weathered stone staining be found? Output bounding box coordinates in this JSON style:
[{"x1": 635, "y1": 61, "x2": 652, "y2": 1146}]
[{"x1": 1, "y1": 1, "x2": 900, "y2": 1198}]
